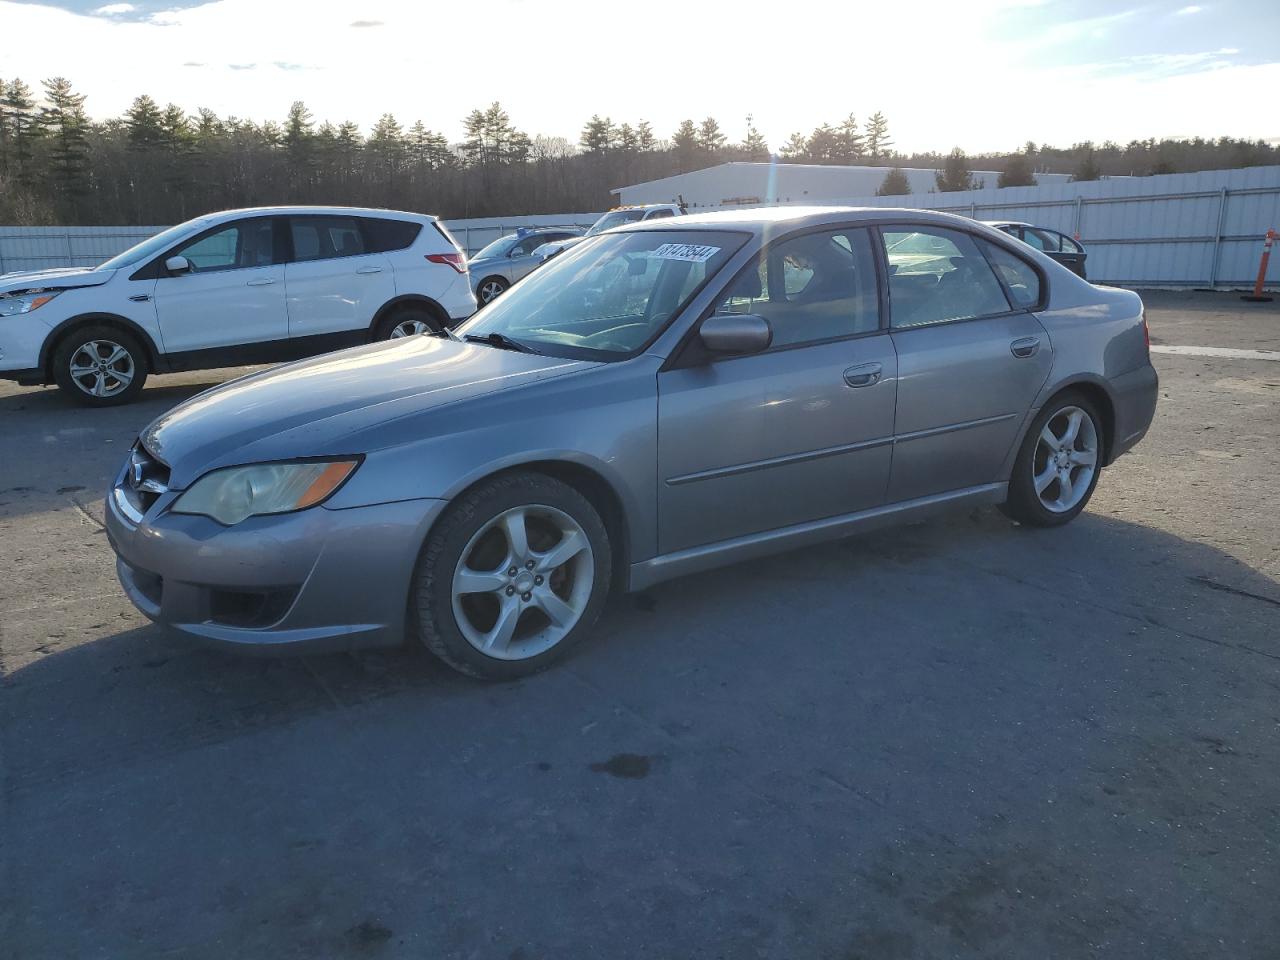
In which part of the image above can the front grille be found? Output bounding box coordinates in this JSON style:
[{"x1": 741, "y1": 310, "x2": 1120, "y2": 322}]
[{"x1": 117, "y1": 442, "x2": 171, "y2": 519}]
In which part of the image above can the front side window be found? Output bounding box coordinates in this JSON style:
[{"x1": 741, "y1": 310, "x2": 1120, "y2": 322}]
[
  {"x1": 510, "y1": 234, "x2": 551, "y2": 258},
  {"x1": 104, "y1": 218, "x2": 214, "y2": 270},
  {"x1": 1023, "y1": 228, "x2": 1060, "y2": 252},
  {"x1": 882, "y1": 227, "x2": 1010, "y2": 328},
  {"x1": 174, "y1": 218, "x2": 275, "y2": 273},
  {"x1": 980, "y1": 240, "x2": 1042, "y2": 309},
  {"x1": 714, "y1": 228, "x2": 880, "y2": 347},
  {"x1": 462, "y1": 229, "x2": 746, "y2": 360},
  {"x1": 289, "y1": 216, "x2": 366, "y2": 262}
]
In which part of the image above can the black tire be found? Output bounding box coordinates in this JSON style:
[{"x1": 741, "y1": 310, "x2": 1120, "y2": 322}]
[
  {"x1": 476, "y1": 276, "x2": 508, "y2": 305},
  {"x1": 413, "y1": 471, "x2": 612, "y2": 680},
  {"x1": 52, "y1": 325, "x2": 149, "y2": 407},
  {"x1": 375, "y1": 305, "x2": 441, "y2": 341},
  {"x1": 1001, "y1": 391, "x2": 1104, "y2": 527}
]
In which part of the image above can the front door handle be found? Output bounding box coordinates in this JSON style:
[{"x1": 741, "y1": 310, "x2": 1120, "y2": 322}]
[
  {"x1": 843, "y1": 362, "x2": 883, "y2": 388},
  {"x1": 356, "y1": 266, "x2": 383, "y2": 275},
  {"x1": 245, "y1": 277, "x2": 276, "y2": 287},
  {"x1": 1010, "y1": 336, "x2": 1041, "y2": 358}
]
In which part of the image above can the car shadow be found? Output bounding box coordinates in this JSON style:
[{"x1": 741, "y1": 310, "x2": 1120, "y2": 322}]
[{"x1": 3, "y1": 509, "x2": 1279, "y2": 956}]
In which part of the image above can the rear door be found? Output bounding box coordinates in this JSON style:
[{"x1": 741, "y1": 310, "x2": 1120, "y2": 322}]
[
  {"x1": 284, "y1": 215, "x2": 397, "y2": 340},
  {"x1": 1055, "y1": 233, "x2": 1088, "y2": 277},
  {"x1": 881, "y1": 225, "x2": 1052, "y2": 502},
  {"x1": 152, "y1": 216, "x2": 287, "y2": 353},
  {"x1": 657, "y1": 227, "x2": 896, "y2": 553}
]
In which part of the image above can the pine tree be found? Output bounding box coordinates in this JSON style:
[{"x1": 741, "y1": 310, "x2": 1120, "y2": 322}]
[
  {"x1": 617, "y1": 123, "x2": 637, "y2": 152},
  {"x1": 462, "y1": 102, "x2": 529, "y2": 167},
  {"x1": 635, "y1": 120, "x2": 655, "y2": 151},
  {"x1": 805, "y1": 123, "x2": 839, "y2": 162},
  {"x1": 876, "y1": 167, "x2": 911, "y2": 196},
  {"x1": 671, "y1": 119, "x2": 698, "y2": 170},
  {"x1": 835, "y1": 113, "x2": 863, "y2": 163},
  {"x1": 863, "y1": 112, "x2": 891, "y2": 163},
  {"x1": 779, "y1": 131, "x2": 809, "y2": 160},
  {"x1": 1071, "y1": 143, "x2": 1101, "y2": 181},
  {"x1": 2, "y1": 79, "x2": 40, "y2": 182},
  {"x1": 697, "y1": 116, "x2": 726, "y2": 153},
  {"x1": 125, "y1": 94, "x2": 164, "y2": 148},
  {"x1": 39, "y1": 77, "x2": 92, "y2": 217},
  {"x1": 741, "y1": 124, "x2": 769, "y2": 161},
  {"x1": 997, "y1": 150, "x2": 1037, "y2": 188},
  {"x1": 579, "y1": 114, "x2": 615, "y2": 154},
  {"x1": 935, "y1": 147, "x2": 977, "y2": 192}
]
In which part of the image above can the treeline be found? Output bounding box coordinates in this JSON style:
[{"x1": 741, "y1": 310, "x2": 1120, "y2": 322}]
[{"x1": 1, "y1": 74, "x2": 1277, "y2": 225}]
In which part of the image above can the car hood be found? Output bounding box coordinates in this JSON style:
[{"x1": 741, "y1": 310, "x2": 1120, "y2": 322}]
[
  {"x1": 0, "y1": 266, "x2": 116, "y2": 293},
  {"x1": 141, "y1": 336, "x2": 598, "y2": 488}
]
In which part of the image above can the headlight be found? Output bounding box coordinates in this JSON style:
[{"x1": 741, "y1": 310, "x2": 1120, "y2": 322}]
[
  {"x1": 171, "y1": 459, "x2": 360, "y2": 525},
  {"x1": 0, "y1": 290, "x2": 61, "y2": 316}
]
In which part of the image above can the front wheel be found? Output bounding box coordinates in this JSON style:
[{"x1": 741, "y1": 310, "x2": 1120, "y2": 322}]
[
  {"x1": 52, "y1": 325, "x2": 149, "y2": 406},
  {"x1": 1001, "y1": 393, "x2": 1104, "y2": 527},
  {"x1": 413, "y1": 472, "x2": 612, "y2": 679}
]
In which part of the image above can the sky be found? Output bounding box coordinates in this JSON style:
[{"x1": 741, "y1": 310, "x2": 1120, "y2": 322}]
[{"x1": 2, "y1": 0, "x2": 1278, "y2": 154}]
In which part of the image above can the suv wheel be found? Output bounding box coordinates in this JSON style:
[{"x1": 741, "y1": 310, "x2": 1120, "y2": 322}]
[
  {"x1": 376, "y1": 306, "x2": 440, "y2": 340},
  {"x1": 52, "y1": 325, "x2": 148, "y2": 406}
]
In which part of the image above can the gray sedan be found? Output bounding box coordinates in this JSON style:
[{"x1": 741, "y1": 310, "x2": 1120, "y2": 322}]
[
  {"x1": 105, "y1": 207, "x2": 1157, "y2": 679},
  {"x1": 468, "y1": 228, "x2": 583, "y2": 305}
]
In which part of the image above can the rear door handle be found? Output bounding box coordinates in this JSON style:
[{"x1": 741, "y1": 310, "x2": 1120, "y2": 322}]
[
  {"x1": 843, "y1": 362, "x2": 883, "y2": 388},
  {"x1": 356, "y1": 266, "x2": 383, "y2": 275},
  {"x1": 245, "y1": 277, "x2": 275, "y2": 287},
  {"x1": 1010, "y1": 336, "x2": 1041, "y2": 358}
]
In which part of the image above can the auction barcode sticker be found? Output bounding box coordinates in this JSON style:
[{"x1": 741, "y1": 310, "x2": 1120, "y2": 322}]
[{"x1": 650, "y1": 243, "x2": 720, "y2": 263}]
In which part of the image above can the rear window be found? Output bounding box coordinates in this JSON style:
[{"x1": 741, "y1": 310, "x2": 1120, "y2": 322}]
[{"x1": 360, "y1": 217, "x2": 423, "y2": 253}]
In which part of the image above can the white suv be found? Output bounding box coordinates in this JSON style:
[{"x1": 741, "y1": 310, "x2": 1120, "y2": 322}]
[{"x1": 0, "y1": 206, "x2": 476, "y2": 405}]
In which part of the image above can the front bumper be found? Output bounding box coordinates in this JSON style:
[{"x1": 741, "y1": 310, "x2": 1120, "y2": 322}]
[
  {"x1": 105, "y1": 475, "x2": 446, "y2": 655},
  {"x1": 0, "y1": 315, "x2": 55, "y2": 381}
]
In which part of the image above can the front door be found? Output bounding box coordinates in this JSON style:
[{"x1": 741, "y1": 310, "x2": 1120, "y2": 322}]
[
  {"x1": 284, "y1": 215, "x2": 397, "y2": 340},
  {"x1": 152, "y1": 216, "x2": 287, "y2": 353},
  {"x1": 657, "y1": 227, "x2": 897, "y2": 554},
  {"x1": 881, "y1": 225, "x2": 1053, "y2": 502}
]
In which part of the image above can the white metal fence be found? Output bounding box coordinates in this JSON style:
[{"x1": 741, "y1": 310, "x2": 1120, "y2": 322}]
[
  {"x1": 3, "y1": 166, "x2": 1279, "y2": 288},
  {"x1": 0, "y1": 213, "x2": 603, "y2": 274}
]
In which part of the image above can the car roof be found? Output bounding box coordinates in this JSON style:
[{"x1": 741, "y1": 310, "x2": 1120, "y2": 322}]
[
  {"x1": 207, "y1": 205, "x2": 436, "y2": 221},
  {"x1": 981, "y1": 219, "x2": 1031, "y2": 228},
  {"x1": 622, "y1": 205, "x2": 999, "y2": 234}
]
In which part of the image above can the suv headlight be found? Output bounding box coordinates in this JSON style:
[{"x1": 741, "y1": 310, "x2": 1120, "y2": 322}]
[
  {"x1": 0, "y1": 290, "x2": 61, "y2": 316},
  {"x1": 171, "y1": 459, "x2": 360, "y2": 525}
]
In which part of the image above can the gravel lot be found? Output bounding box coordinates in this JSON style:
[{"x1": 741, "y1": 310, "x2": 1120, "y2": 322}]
[{"x1": 1, "y1": 290, "x2": 1277, "y2": 959}]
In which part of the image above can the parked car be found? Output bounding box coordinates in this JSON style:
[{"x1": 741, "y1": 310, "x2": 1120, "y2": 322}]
[
  {"x1": 532, "y1": 203, "x2": 686, "y2": 264},
  {"x1": 468, "y1": 227, "x2": 584, "y2": 304},
  {"x1": 0, "y1": 206, "x2": 474, "y2": 406},
  {"x1": 105, "y1": 207, "x2": 1157, "y2": 679},
  {"x1": 985, "y1": 221, "x2": 1088, "y2": 278}
]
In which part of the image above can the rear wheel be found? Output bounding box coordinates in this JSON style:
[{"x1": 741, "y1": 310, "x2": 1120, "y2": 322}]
[
  {"x1": 376, "y1": 306, "x2": 440, "y2": 340},
  {"x1": 476, "y1": 276, "x2": 508, "y2": 305},
  {"x1": 1002, "y1": 392, "x2": 1103, "y2": 527},
  {"x1": 413, "y1": 471, "x2": 612, "y2": 679},
  {"x1": 52, "y1": 325, "x2": 148, "y2": 406}
]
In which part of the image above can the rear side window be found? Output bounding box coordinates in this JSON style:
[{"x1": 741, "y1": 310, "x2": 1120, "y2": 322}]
[
  {"x1": 290, "y1": 216, "x2": 366, "y2": 262},
  {"x1": 980, "y1": 240, "x2": 1042, "y2": 309},
  {"x1": 882, "y1": 227, "x2": 1010, "y2": 328},
  {"x1": 1022, "y1": 228, "x2": 1061, "y2": 252},
  {"x1": 1059, "y1": 234, "x2": 1082, "y2": 254},
  {"x1": 714, "y1": 228, "x2": 880, "y2": 347},
  {"x1": 359, "y1": 217, "x2": 422, "y2": 253},
  {"x1": 644, "y1": 209, "x2": 675, "y2": 220}
]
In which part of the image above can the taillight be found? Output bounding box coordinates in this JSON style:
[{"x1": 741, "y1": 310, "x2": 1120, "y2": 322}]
[
  {"x1": 426, "y1": 252, "x2": 467, "y2": 274},
  {"x1": 1142, "y1": 309, "x2": 1150, "y2": 350}
]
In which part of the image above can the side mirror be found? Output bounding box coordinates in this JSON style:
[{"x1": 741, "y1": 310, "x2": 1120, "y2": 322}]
[
  {"x1": 699, "y1": 313, "x2": 772, "y2": 356},
  {"x1": 165, "y1": 255, "x2": 192, "y2": 275}
]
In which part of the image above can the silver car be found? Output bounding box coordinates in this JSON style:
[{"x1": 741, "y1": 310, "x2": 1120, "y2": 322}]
[
  {"x1": 468, "y1": 227, "x2": 583, "y2": 305},
  {"x1": 105, "y1": 207, "x2": 1158, "y2": 679}
]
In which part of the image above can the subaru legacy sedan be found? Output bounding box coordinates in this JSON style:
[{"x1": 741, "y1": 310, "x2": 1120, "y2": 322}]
[{"x1": 105, "y1": 207, "x2": 1157, "y2": 679}]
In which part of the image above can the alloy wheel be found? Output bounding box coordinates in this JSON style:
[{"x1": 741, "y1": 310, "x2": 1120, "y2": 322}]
[
  {"x1": 450, "y1": 504, "x2": 594, "y2": 660},
  {"x1": 478, "y1": 280, "x2": 506, "y2": 304},
  {"x1": 390, "y1": 319, "x2": 430, "y2": 338},
  {"x1": 1032, "y1": 405, "x2": 1099, "y2": 513},
  {"x1": 68, "y1": 340, "x2": 135, "y2": 399}
]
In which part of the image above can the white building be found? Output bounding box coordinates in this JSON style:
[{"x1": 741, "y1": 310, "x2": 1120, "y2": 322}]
[{"x1": 612, "y1": 161, "x2": 1072, "y2": 210}]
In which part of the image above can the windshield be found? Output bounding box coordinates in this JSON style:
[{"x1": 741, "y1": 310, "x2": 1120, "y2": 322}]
[
  {"x1": 459, "y1": 229, "x2": 747, "y2": 360},
  {"x1": 585, "y1": 209, "x2": 647, "y2": 237},
  {"x1": 471, "y1": 235, "x2": 516, "y2": 261},
  {"x1": 98, "y1": 218, "x2": 212, "y2": 270}
]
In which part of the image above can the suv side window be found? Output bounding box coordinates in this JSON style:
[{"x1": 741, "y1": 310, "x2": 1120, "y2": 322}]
[
  {"x1": 980, "y1": 239, "x2": 1042, "y2": 309},
  {"x1": 359, "y1": 217, "x2": 422, "y2": 253},
  {"x1": 882, "y1": 227, "x2": 1011, "y2": 328},
  {"x1": 290, "y1": 216, "x2": 366, "y2": 262},
  {"x1": 714, "y1": 228, "x2": 880, "y2": 348},
  {"x1": 172, "y1": 218, "x2": 276, "y2": 273}
]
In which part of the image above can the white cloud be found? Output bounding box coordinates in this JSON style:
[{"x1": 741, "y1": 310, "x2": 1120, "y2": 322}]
[
  {"x1": 94, "y1": 2, "x2": 137, "y2": 13},
  {"x1": 1175, "y1": 5, "x2": 1204, "y2": 14}
]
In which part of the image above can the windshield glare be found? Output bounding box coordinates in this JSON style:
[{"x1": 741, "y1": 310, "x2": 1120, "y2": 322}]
[
  {"x1": 459, "y1": 230, "x2": 746, "y2": 360},
  {"x1": 471, "y1": 236, "x2": 515, "y2": 261},
  {"x1": 585, "y1": 210, "x2": 647, "y2": 237},
  {"x1": 98, "y1": 218, "x2": 211, "y2": 270}
]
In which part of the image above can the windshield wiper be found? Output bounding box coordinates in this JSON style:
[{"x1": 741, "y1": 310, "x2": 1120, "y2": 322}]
[{"x1": 464, "y1": 332, "x2": 539, "y2": 354}]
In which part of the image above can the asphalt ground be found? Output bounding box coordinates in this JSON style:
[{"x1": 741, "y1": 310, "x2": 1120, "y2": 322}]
[{"x1": 1, "y1": 289, "x2": 1277, "y2": 959}]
